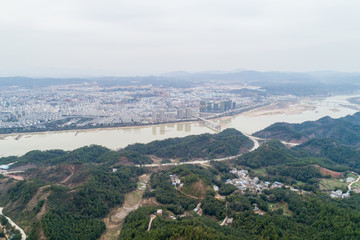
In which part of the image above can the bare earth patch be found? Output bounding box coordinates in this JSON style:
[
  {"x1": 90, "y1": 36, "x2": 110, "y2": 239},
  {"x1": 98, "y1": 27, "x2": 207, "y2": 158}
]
[
  {"x1": 4, "y1": 175, "x2": 24, "y2": 181},
  {"x1": 243, "y1": 101, "x2": 316, "y2": 117},
  {"x1": 312, "y1": 165, "x2": 344, "y2": 178},
  {"x1": 100, "y1": 174, "x2": 150, "y2": 240},
  {"x1": 60, "y1": 165, "x2": 75, "y2": 184}
]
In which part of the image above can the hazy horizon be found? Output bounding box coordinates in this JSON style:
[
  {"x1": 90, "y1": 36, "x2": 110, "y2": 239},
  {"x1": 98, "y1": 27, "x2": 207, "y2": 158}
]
[
  {"x1": 2, "y1": 68, "x2": 360, "y2": 79},
  {"x1": 1, "y1": 0, "x2": 360, "y2": 77}
]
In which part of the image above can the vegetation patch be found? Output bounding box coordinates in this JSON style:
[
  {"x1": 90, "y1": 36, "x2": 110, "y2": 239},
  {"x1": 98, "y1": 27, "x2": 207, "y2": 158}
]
[
  {"x1": 181, "y1": 179, "x2": 208, "y2": 199},
  {"x1": 125, "y1": 128, "x2": 253, "y2": 160},
  {"x1": 319, "y1": 178, "x2": 348, "y2": 192}
]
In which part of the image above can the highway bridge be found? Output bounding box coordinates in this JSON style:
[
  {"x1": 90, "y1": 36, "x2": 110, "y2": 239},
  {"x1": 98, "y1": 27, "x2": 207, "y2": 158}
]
[{"x1": 196, "y1": 117, "x2": 221, "y2": 132}]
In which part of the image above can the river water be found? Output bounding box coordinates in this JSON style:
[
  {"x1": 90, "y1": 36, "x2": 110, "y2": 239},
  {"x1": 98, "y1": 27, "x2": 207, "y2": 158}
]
[{"x1": 0, "y1": 94, "x2": 359, "y2": 157}]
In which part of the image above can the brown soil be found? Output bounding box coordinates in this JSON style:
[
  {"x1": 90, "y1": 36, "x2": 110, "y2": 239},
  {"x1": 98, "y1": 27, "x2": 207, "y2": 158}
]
[
  {"x1": 9, "y1": 164, "x2": 37, "y2": 172},
  {"x1": 26, "y1": 185, "x2": 51, "y2": 211},
  {"x1": 4, "y1": 175, "x2": 24, "y2": 181},
  {"x1": 313, "y1": 165, "x2": 344, "y2": 178},
  {"x1": 60, "y1": 165, "x2": 75, "y2": 184},
  {"x1": 191, "y1": 180, "x2": 207, "y2": 198},
  {"x1": 179, "y1": 179, "x2": 207, "y2": 200},
  {"x1": 140, "y1": 197, "x2": 160, "y2": 207},
  {"x1": 149, "y1": 155, "x2": 164, "y2": 164},
  {"x1": 290, "y1": 136, "x2": 308, "y2": 144},
  {"x1": 215, "y1": 193, "x2": 225, "y2": 200},
  {"x1": 113, "y1": 157, "x2": 133, "y2": 166},
  {"x1": 0, "y1": 179, "x2": 17, "y2": 196},
  {"x1": 243, "y1": 101, "x2": 316, "y2": 117},
  {"x1": 36, "y1": 203, "x2": 47, "y2": 220},
  {"x1": 100, "y1": 174, "x2": 150, "y2": 240}
]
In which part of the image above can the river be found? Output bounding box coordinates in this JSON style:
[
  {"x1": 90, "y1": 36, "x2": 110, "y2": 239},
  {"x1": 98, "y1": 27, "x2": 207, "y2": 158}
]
[{"x1": 0, "y1": 94, "x2": 359, "y2": 157}]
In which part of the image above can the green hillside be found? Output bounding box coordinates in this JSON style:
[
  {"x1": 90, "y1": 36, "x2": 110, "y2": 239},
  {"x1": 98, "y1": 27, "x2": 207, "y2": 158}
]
[
  {"x1": 125, "y1": 128, "x2": 253, "y2": 160},
  {"x1": 254, "y1": 112, "x2": 360, "y2": 147},
  {"x1": 294, "y1": 138, "x2": 360, "y2": 171},
  {"x1": 1, "y1": 123, "x2": 360, "y2": 239}
]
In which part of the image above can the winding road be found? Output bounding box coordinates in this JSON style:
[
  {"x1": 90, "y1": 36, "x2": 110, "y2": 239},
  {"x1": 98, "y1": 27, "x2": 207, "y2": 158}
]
[
  {"x1": 0, "y1": 207, "x2": 26, "y2": 240},
  {"x1": 347, "y1": 173, "x2": 360, "y2": 194},
  {"x1": 135, "y1": 134, "x2": 260, "y2": 168}
]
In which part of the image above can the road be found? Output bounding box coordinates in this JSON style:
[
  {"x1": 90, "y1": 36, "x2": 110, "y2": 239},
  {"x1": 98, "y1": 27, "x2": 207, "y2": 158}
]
[
  {"x1": 0, "y1": 207, "x2": 27, "y2": 240},
  {"x1": 147, "y1": 214, "x2": 156, "y2": 231},
  {"x1": 134, "y1": 134, "x2": 300, "y2": 168},
  {"x1": 249, "y1": 135, "x2": 300, "y2": 147},
  {"x1": 135, "y1": 134, "x2": 260, "y2": 168},
  {"x1": 347, "y1": 173, "x2": 360, "y2": 193}
]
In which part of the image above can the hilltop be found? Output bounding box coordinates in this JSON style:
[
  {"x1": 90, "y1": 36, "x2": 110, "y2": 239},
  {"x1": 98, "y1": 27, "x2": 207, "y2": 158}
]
[
  {"x1": 254, "y1": 112, "x2": 360, "y2": 147},
  {"x1": 125, "y1": 128, "x2": 253, "y2": 161}
]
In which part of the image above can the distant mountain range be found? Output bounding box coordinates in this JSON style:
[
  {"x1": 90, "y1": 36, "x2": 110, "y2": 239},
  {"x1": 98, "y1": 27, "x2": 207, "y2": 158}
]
[{"x1": 1, "y1": 70, "x2": 360, "y2": 96}]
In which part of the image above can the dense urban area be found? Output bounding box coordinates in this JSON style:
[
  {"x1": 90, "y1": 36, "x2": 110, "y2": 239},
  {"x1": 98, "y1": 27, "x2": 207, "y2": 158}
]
[{"x1": 0, "y1": 81, "x2": 294, "y2": 133}]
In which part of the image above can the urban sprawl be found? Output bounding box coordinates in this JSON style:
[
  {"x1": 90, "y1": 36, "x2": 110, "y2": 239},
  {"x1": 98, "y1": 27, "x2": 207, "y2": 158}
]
[{"x1": 0, "y1": 83, "x2": 293, "y2": 131}]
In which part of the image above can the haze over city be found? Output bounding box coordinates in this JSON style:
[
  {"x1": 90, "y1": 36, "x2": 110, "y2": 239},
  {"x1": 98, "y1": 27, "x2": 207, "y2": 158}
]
[
  {"x1": 2, "y1": 1, "x2": 360, "y2": 240},
  {"x1": 1, "y1": 0, "x2": 360, "y2": 77}
]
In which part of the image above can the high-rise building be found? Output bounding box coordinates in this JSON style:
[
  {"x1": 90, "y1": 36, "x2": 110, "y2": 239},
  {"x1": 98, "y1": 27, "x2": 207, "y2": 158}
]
[
  {"x1": 152, "y1": 110, "x2": 157, "y2": 121},
  {"x1": 158, "y1": 109, "x2": 166, "y2": 121},
  {"x1": 177, "y1": 109, "x2": 184, "y2": 119},
  {"x1": 167, "y1": 112, "x2": 176, "y2": 121},
  {"x1": 220, "y1": 101, "x2": 225, "y2": 112},
  {"x1": 200, "y1": 101, "x2": 207, "y2": 112},
  {"x1": 213, "y1": 103, "x2": 219, "y2": 112},
  {"x1": 185, "y1": 108, "x2": 192, "y2": 118},
  {"x1": 225, "y1": 100, "x2": 233, "y2": 111},
  {"x1": 207, "y1": 102, "x2": 213, "y2": 112}
]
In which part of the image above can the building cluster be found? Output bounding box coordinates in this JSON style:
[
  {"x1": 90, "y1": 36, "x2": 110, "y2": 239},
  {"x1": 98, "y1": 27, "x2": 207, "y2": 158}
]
[
  {"x1": 152, "y1": 107, "x2": 192, "y2": 122},
  {"x1": 330, "y1": 189, "x2": 350, "y2": 199},
  {"x1": 221, "y1": 217, "x2": 234, "y2": 226},
  {"x1": 170, "y1": 174, "x2": 181, "y2": 187},
  {"x1": 200, "y1": 100, "x2": 236, "y2": 113},
  {"x1": 226, "y1": 168, "x2": 283, "y2": 194},
  {"x1": 0, "y1": 82, "x2": 278, "y2": 130},
  {"x1": 253, "y1": 203, "x2": 266, "y2": 215},
  {"x1": 193, "y1": 203, "x2": 203, "y2": 216},
  {"x1": 0, "y1": 165, "x2": 10, "y2": 175}
]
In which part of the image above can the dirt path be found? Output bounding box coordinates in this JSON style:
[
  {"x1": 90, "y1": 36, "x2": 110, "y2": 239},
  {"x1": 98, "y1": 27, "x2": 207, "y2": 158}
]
[
  {"x1": 60, "y1": 165, "x2": 75, "y2": 184},
  {"x1": 100, "y1": 174, "x2": 150, "y2": 240},
  {"x1": 147, "y1": 214, "x2": 156, "y2": 231},
  {"x1": 178, "y1": 188, "x2": 203, "y2": 200}
]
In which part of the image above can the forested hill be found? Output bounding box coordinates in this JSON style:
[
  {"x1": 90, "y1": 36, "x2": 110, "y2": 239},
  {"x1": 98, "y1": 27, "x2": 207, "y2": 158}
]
[
  {"x1": 3, "y1": 126, "x2": 360, "y2": 239},
  {"x1": 294, "y1": 138, "x2": 360, "y2": 171},
  {"x1": 237, "y1": 140, "x2": 297, "y2": 168},
  {"x1": 124, "y1": 128, "x2": 253, "y2": 160},
  {"x1": 0, "y1": 145, "x2": 153, "y2": 167},
  {"x1": 254, "y1": 112, "x2": 360, "y2": 147}
]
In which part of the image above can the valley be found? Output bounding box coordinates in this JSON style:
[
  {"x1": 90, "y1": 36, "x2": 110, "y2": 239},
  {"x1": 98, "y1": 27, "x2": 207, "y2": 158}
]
[{"x1": 1, "y1": 112, "x2": 360, "y2": 239}]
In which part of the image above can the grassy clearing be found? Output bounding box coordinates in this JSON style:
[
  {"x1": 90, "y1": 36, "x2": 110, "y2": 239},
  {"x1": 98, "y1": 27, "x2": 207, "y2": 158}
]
[
  {"x1": 268, "y1": 202, "x2": 292, "y2": 217},
  {"x1": 319, "y1": 178, "x2": 347, "y2": 191},
  {"x1": 181, "y1": 179, "x2": 207, "y2": 199},
  {"x1": 251, "y1": 168, "x2": 267, "y2": 177},
  {"x1": 346, "y1": 172, "x2": 358, "y2": 179}
]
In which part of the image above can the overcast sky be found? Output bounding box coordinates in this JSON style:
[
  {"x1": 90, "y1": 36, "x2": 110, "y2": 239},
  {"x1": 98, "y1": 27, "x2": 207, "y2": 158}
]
[{"x1": 0, "y1": 0, "x2": 359, "y2": 77}]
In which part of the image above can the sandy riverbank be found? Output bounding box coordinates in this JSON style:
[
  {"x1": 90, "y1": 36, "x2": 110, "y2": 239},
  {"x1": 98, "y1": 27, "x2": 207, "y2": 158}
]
[{"x1": 242, "y1": 100, "x2": 316, "y2": 117}]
